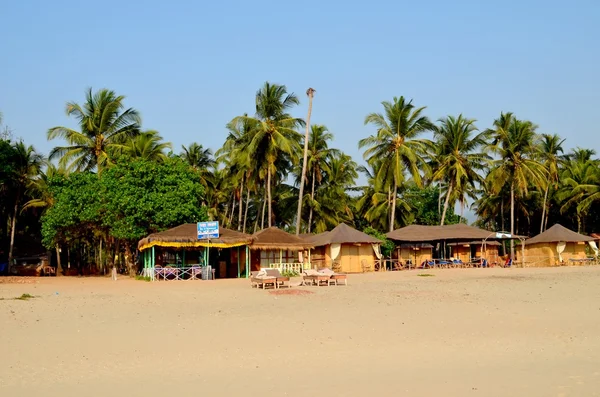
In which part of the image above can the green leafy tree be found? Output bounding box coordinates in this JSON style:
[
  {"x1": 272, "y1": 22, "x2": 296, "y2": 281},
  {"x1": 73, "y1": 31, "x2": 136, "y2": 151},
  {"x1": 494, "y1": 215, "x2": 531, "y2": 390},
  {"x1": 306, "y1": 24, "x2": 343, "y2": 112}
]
[
  {"x1": 363, "y1": 227, "x2": 395, "y2": 258},
  {"x1": 47, "y1": 88, "x2": 141, "y2": 172},
  {"x1": 403, "y1": 185, "x2": 461, "y2": 225},
  {"x1": 100, "y1": 157, "x2": 208, "y2": 274},
  {"x1": 42, "y1": 157, "x2": 208, "y2": 275}
]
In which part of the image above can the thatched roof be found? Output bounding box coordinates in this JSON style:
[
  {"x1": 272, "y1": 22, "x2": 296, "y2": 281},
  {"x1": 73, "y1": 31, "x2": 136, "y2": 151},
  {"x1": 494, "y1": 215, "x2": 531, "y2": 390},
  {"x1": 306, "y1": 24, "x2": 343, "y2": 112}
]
[
  {"x1": 138, "y1": 224, "x2": 252, "y2": 250},
  {"x1": 525, "y1": 224, "x2": 593, "y2": 245},
  {"x1": 305, "y1": 223, "x2": 381, "y2": 247},
  {"x1": 250, "y1": 227, "x2": 313, "y2": 251},
  {"x1": 386, "y1": 224, "x2": 498, "y2": 242}
]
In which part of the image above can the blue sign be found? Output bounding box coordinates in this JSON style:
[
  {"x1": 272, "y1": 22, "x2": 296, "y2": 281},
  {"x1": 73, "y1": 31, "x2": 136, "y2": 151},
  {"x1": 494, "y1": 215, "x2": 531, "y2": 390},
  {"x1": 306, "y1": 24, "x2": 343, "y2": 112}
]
[{"x1": 197, "y1": 221, "x2": 219, "y2": 239}]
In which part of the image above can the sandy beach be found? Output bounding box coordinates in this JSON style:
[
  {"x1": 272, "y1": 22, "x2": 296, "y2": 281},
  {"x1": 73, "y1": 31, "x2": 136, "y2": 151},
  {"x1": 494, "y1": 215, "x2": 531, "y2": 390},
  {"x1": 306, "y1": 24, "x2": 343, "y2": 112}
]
[{"x1": 1, "y1": 267, "x2": 600, "y2": 396}]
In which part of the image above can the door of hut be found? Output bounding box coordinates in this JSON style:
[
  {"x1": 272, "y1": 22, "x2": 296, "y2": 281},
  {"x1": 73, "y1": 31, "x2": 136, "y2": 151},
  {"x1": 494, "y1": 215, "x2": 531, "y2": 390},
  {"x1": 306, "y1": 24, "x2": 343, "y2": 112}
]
[{"x1": 341, "y1": 244, "x2": 361, "y2": 273}]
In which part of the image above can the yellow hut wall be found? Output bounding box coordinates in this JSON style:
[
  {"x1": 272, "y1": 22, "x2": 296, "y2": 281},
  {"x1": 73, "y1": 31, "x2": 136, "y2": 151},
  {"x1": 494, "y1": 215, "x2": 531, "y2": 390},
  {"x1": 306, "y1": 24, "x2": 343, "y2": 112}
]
[
  {"x1": 523, "y1": 242, "x2": 588, "y2": 267},
  {"x1": 398, "y1": 247, "x2": 433, "y2": 266},
  {"x1": 314, "y1": 243, "x2": 376, "y2": 273},
  {"x1": 450, "y1": 246, "x2": 471, "y2": 262}
]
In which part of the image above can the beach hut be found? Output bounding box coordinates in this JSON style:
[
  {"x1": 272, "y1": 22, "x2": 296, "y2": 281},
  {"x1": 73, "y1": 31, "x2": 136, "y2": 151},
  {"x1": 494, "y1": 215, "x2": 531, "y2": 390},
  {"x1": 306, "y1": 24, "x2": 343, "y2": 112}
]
[
  {"x1": 304, "y1": 223, "x2": 382, "y2": 273},
  {"x1": 523, "y1": 224, "x2": 596, "y2": 267},
  {"x1": 250, "y1": 227, "x2": 313, "y2": 273},
  {"x1": 387, "y1": 223, "x2": 521, "y2": 262},
  {"x1": 447, "y1": 241, "x2": 502, "y2": 264},
  {"x1": 396, "y1": 243, "x2": 433, "y2": 266},
  {"x1": 137, "y1": 224, "x2": 253, "y2": 279}
]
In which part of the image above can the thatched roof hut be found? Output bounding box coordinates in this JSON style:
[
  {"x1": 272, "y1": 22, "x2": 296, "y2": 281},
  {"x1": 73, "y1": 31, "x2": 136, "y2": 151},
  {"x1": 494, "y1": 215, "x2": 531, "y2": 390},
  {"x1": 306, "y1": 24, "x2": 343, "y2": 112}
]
[
  {"x1": 138, "y1": 224, "x2": 252, "y2": 251},
  {"x1": 386, "y1": 224, "x2": 495, "y2": 242},
  {"x1": 525, "y1": 224, "x2": 593, "y2": 245},
  {"x1": 250, "y1": 227, "x2": 313, "y2": 251},
  {"x1": 306, "y1": 223, "x2": 381, "y2": 247},
  {"x1": 524, "y1": 224, "x2": 595, "y2": 267},
  {"x1": 303, "y1": 224, "x2": 381, "y2": 273}
]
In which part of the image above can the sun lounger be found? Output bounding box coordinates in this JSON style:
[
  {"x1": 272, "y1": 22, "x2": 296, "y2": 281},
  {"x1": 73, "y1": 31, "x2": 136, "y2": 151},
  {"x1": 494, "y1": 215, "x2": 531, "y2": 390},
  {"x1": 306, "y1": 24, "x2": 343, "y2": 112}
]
[
  {"x1": 303, "y1": 269, "x2": 332, "y2": 286},
  {"x1": 265, "y1": 269, "x2": 290, "y2": 288},
  {"x1": 318, "y1": 268, "x2": 348, "y2": 286},
  {"x1": 250, "y1": 270, "x2": 277, "y2": 289}
]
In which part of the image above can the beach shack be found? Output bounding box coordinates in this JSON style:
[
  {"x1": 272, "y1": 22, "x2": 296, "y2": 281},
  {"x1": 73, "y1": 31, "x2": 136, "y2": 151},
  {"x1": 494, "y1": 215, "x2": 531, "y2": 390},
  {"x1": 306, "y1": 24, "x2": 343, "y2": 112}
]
[
  {"x1": 387, "y1": 223, "x2": 518, "y2": 264},
  {"x1": 523, "y1": 224, "x2": 596, "y2": 267},
  {"x1": 396, "y1": 243, "x2": 434, "y2": 266},
  {"x1": 447, "y1": 241, "x2": 502, "y2": 264},
  {"x1": 137, "y1": 224, "x2": 253, "y2": 280},
  {"x1": 304, "y1": 223, "x2": 382, "y2": 273},
  {"x1": 250, "y1": 227, "x2": 313, "y2": 273}
]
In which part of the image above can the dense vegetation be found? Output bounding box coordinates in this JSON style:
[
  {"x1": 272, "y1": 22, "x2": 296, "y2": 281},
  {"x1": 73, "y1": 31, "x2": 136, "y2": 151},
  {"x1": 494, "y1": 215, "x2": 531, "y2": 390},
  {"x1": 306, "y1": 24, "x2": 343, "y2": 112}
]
[{"x1": 1, "y1": 84, "x2": 599, "y2": 273}]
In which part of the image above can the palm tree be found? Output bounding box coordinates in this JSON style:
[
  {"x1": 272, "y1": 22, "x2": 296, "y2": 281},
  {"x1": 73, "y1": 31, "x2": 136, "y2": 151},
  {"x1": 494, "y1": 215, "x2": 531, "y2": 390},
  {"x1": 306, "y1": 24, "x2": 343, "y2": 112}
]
[
  {"x1": 220, "y1": 116, "x2": 255, "y2": 230},
  {"x1": 181, "y1": 142, "x2": 215, "y2": 170},
  {"x1": 558, "y1": 157, "x2": 600, "y2": 232},
  {"x1": 359, "y1": 96, "x2": 434, "y2": 231},
  {"x1": 121, "y1": 130, "x2": 172, "y2": 162},
  {"x1": 537, "y1": 134, "x2": 565, "y2": 233},
  {"x1": 303, "y1": 125, "x2": 340, "y2": 233},
  {"x1": 7, "y1": 141, "x2": 44, "y2": 270},
  {"x1": 296, "y1": 87, "x2": 315, "y2": 235},
  {"x1": 311, "y1": 153, "x2": 358, "y2": 233},
  {"x1": 230, "y1": 82, "x2": 304, "y2": 227},
  {"x1": 47, "y1": 88, "x2": 141, "y2": 172},
  {"x1": 355, "y1": 161, "x2": 409, "y2": 231},
  {"x1": 22, "y1": 163, "x2": 67, "y2": 274},
  {"x1": 431, "y1": 115, "x2": 489, "y2": 225},
  {"x1": 487, "y1": 113, "x2": 546, "y2": 259}
]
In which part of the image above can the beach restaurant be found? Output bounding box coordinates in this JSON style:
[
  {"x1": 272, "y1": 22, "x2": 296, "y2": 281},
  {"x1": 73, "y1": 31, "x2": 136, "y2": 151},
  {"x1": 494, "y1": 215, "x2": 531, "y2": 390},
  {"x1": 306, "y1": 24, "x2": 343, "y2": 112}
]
[
  {"x1": 303, "y1": 223, "x2": 382, "y2": 273},
  {"x1": 137, "y1": 224, "x2": 253, "y2": 280},
  {"x1": 387, "y1": 223, "x2": 519, "y2": 264},
  {"x1": 250, "y1": 227, "x2": 313, "y2": 274},
  {"x1": 523, "y1": 224, "x2": 597, "y2": 267}
]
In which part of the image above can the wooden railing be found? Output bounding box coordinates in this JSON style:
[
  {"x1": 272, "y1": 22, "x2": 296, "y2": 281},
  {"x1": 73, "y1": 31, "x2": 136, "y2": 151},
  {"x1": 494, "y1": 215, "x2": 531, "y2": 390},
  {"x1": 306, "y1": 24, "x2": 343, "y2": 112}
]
[{"x1": 263, "y1": 262, "x2": 310, "y2": 273}]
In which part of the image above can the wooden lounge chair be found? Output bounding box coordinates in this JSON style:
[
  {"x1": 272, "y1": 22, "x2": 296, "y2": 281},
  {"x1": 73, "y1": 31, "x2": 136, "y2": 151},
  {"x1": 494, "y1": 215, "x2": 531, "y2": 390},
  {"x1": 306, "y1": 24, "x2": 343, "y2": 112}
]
[
  {"x1": 303, "y1": 269, "x2": 332, "y2": 286},
  {"x1": 250, "y1": 270, "x2": 277, "y2": 289},
  {"x1": 265, "y1": 269, "x2": 290, "y2": 288},
  {"x1": 318, "y1": 268, "x2": 347, "y2": 286}
]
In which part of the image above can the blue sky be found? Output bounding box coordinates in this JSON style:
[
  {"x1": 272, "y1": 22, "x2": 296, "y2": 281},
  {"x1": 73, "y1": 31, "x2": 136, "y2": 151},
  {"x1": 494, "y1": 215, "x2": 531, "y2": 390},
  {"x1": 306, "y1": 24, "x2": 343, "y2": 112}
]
[{"x1": 2, "y1": 0, "x2": 599, "y2": 172}]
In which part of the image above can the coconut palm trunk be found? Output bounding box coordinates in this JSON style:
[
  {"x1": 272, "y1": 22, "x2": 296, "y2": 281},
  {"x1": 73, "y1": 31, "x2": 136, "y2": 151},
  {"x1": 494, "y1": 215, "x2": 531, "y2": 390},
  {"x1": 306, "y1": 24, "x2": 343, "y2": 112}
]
[
  {"x1": 307, "y1": 170, "x2": 316, "y2": 233},
  {"x1": 540, "y1": 186, "x2": 549, "y2": 233},
  {"x1": 267, "y1": 165, "x2": 273, "y2": 227},
  {"x1": 261, "y1": 182, "x2": 267, "y2": 230},
  {"x1": 295, "y1": 88, "x2": 315, "y2": 235},
  {"x1": 237, "y1": 174, "x2": 245, "y2": 231},
  {"x1": 440, "y1": 182, "x2": 453, "y2": 226},
  {"x1": 389, "y1": 181, "x2": 398, "y2": 232},
  {"x1": 243, "y1": 184, "x2": 250, "y2": 234},
  {"x1": 8, "y1": 194, "x2": 19, "y2": 273},
  {"x1": 510, "y1": 182, "x2": 515, "y2": 260}
]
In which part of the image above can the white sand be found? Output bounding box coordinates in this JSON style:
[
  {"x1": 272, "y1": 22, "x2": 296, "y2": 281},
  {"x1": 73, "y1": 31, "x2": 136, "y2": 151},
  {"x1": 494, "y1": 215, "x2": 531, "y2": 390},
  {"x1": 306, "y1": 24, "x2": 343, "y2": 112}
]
[{"x1": 1, "y1": 267, "x2": 600, "y2": 396}]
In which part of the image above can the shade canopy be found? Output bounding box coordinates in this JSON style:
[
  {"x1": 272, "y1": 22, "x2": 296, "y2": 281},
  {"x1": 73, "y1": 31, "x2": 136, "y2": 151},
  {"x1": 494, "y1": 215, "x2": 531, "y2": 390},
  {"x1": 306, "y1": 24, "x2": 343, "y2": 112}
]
[
  {"x1": 525, "y1": 224, "x2": 593, "y2": 245},
  {"x1": 305, "y1": 223, "x2": 382, "y2": 247},
  {"x1": 250, "y1": 227, "x2": 313, "y2": 251},
  {"x1": 138, "y1": 224, "x2": 252, "y2": 251},
  {"x1": 386, "y1": 224, "x2": 498, "y2": 242}
]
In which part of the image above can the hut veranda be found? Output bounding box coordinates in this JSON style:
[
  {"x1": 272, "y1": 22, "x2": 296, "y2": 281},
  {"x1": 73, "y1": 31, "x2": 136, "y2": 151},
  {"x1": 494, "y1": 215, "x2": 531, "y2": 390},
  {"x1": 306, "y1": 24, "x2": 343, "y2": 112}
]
[{"x1": 138, "y1": 224, "x2": 252, "y2": 280}]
